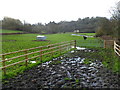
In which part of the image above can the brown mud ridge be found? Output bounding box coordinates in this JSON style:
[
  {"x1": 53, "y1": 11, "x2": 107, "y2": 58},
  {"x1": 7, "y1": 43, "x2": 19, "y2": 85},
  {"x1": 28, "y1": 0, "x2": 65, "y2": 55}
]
[
  {"x1": 0, "y1": 32, "x2": 29, "y2": 35},
  {"x1": 1, "y1": 40, "x2": 17, "y2": 42},
  {"x1": 2, "y1": 48, "x2": 120, "y2": 89},
  {"x1": 32, "y1": 40, "x2": 50, "y2": 42}
]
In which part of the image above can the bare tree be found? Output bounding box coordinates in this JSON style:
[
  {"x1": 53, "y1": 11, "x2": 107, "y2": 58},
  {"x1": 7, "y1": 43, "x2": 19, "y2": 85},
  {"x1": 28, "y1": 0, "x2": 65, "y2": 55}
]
[{"x1": 110, "y1": 1, "x2": 120, "y2": 42}]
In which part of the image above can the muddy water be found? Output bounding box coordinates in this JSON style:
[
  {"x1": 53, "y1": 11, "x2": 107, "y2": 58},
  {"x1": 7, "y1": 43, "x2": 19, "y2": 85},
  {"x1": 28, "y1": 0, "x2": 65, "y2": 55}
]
[{"x1": 2, "y1": 47, "x2": 119, "y2": 89}]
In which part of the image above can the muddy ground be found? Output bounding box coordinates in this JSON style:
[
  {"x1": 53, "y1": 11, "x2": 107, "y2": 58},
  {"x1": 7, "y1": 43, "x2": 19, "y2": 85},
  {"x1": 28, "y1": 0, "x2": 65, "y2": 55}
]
[{"x1": 2, "y1": 48, "x2": 120, "y2": 89}]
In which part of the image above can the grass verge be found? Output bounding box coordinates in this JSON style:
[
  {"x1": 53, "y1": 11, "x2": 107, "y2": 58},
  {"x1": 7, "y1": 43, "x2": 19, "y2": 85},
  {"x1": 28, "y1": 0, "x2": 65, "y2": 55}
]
[{"x1": 81, "y1": 47, "x2": 120, "y2": 73}]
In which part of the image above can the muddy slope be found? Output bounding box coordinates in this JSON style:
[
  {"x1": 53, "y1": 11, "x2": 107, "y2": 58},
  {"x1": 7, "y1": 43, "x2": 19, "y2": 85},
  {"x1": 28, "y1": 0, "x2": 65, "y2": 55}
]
[{"x1": 2, "y1": 48, "x2": 120, "y2": 89}]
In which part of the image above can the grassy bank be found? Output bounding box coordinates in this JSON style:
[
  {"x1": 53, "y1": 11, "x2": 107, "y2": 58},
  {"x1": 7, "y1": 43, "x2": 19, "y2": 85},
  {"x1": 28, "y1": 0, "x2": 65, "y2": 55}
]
[{"x1": 77, "y1": 47, "x2": 120, "y2": 74}]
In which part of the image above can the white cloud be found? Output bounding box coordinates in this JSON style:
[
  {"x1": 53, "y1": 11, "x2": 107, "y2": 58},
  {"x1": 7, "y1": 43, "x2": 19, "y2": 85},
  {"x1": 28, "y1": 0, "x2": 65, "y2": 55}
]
[{"x1": 1, "y1": 0, "x2": 119, "y2": 24}]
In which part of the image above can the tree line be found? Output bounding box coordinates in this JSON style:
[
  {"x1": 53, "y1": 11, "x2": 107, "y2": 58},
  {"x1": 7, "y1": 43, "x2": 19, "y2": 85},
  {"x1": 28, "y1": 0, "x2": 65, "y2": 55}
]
[
  {"x1": 96, "y1": 2, "x2": 120, "y2": 42},
  {"x1": 1, "y1": 16, "x2": 106, "y2": 34}
]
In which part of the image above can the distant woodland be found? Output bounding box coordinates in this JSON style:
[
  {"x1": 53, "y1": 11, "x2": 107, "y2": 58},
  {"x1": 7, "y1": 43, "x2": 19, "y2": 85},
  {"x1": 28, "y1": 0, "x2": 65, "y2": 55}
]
[{"x1": 1, "y1": 16, "x2": 105, "y2": 33}]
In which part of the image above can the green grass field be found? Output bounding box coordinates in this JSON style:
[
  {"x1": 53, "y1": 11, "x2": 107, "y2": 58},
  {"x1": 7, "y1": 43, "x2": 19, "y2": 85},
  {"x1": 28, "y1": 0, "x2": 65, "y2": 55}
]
[
  {"x1": 0, "y1": 29, "x2": 23, "y2": 33},
  {"x1": 1, "y1": 30, "x2": 104, "y2": 79},
  {"x1": 2, "y1": 33, "x2": 102, "y2": 53}
]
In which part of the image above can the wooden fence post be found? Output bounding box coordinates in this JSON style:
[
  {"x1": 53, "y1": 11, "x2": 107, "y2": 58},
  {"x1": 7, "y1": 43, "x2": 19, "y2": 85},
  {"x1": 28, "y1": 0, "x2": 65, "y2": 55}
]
[
  {"x1": 70, "y1": 41, "x2": 73, "y2": 49},
  {"x1": 50, "y1": 45, "x2": 53, "y2": 59},
  {"x1": 70, "y1": 41, "x2": 72, "y2": 50},
  {"x1": 25, "y1": 50, "x2": 28, "y2": 66},
  {"x1": 114, "y1": 41, "x2": 115, "y2": 51},
  {"x1": 74, "y1": 40, "x2": 76, "y2": 48},
  {"x1": 40, "y1": 47, "x2": 42, "y2": 62},
  {"x1": 59, "y1": 44, "x2": 62, "y2": 55},
  {"x1": 104, "y1": 40, "x2": 106, "y2": 48},
  {"x1": 2, "y1": 55, "x2": 6, "y2": 75},
  {"x1": 68, "y1": 42, "x2": 70, "y2": 50},
  {"x1": 114, "y1": 41, "x2": 120, "y2": 57},
  {"x1": 67, "y1": 42, "x2": 69, "y2": 50}
]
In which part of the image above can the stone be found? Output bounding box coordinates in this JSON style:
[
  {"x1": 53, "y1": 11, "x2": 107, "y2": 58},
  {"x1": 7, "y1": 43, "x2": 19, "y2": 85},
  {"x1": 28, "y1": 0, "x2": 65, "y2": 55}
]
[{"x1": 56, "y1": 80, "x2": 65, "y2": 87}]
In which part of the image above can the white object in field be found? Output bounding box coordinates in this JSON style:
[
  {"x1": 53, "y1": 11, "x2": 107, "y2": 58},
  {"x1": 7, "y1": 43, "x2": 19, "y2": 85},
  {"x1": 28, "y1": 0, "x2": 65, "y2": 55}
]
[
  {"x1": 30, "y1": 61, "x2": 36, "y2": 63},
  {"x1": 37, "y1": 35, "x2": 46, "y2": 40},
  {"x1": 71, "y1": 34, "x2": 93, "y2": 37},
  {"x1": 74, "y1": 30, "x2": 79, "y2": 33},
  {"x1": 71, "y1": 34, "x2": 77, "y2": 36},
  {"x1": 71, "y1": 46, "x2": 86, "y2": 50}
]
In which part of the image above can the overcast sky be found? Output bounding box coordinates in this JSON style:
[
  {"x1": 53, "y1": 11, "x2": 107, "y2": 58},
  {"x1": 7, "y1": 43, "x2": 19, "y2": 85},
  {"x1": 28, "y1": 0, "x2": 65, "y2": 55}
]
[{"x1": 1, "y1": 0, "x2": 119, "y2": 24}]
